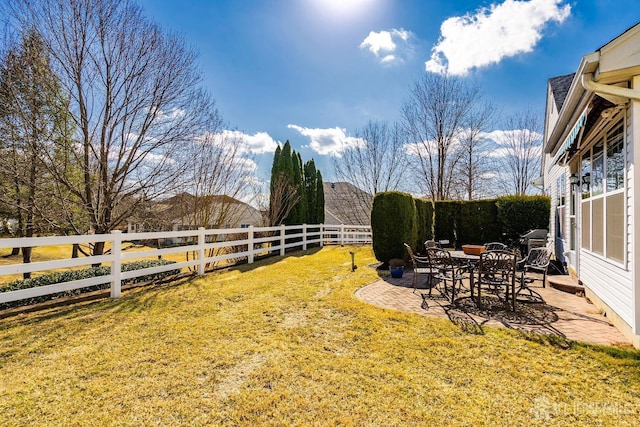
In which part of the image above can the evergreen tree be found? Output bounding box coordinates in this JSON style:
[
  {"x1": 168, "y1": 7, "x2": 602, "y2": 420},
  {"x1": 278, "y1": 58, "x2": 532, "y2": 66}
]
[
  {"x1": 304, "y1": 159, "x2": 317, "y2": 223},
  {"x1": 268, "y1": 141, "x2": 325, "y2": 225},
  {"x1": 0, "y1": 28, "x2": 71, "y2": 273},
  {"x1": 287, "y1": 151, "x2": 305, "y2": 224},
  {"x1": 270, "y1": 145, "x2": 281, "y2": 187},
  {"x1": 315, "y1": 170, "x2": 325, "y2": 224}
]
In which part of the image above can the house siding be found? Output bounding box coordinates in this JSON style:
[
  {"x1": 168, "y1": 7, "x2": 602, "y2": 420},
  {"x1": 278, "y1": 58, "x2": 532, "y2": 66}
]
[
  {"x1": 632, "y1": 75, "x2": 640, "y2": 336},
  {"x1": 580, "y1": 251, "x2": 633, "y2": 326},
  {"x1": 542, "y1": 24, "x2": 640, "y2": 347}
]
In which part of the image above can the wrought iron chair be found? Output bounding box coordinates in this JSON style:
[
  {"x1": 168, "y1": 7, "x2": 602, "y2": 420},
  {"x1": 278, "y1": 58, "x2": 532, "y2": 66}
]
[
  {"x1": 425, "y1": 247, "x2": 467, "y2": 303},
  {"x1": 404, "y1": 243, "x2": 437, "y2": 294},
  {"x1": 518, "y1": 247, "x2": 551, "y2": 288},
  {"x1": 475, "y1": 250, "x2": 518, "y2": 310},
  {"x1": 484, "y1": 242, "x2": 507, "y2": 251},
  {"x1": 425, "y1": 240, "x2": 439, "y2": 249}
]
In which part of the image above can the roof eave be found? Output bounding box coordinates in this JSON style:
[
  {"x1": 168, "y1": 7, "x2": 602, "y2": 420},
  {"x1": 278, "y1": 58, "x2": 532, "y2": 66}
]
[{"x1": 546, "y1": 52, "x2": 600, "y2": 156}]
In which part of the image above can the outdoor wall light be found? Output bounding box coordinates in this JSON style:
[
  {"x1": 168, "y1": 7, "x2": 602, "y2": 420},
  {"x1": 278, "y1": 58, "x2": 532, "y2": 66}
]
[
  {"x1": 569, "y1": 173, "x2": 579, "y2": 186},
  {"x1": 569, "y1": 172, "x2": 590, "y2": 191}
]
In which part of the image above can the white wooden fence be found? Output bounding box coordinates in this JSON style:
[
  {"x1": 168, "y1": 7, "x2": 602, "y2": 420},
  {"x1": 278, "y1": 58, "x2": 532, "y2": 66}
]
[{"x1": 0, "y1": 224, "x2": 371, "y2": 305}]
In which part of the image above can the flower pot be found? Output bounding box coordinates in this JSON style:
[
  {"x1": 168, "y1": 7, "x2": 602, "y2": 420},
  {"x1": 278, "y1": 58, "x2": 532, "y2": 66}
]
[
  {"x1": 390, "y1": 267, "x2": 404, "y2": 278},
  {"x1": 462, "y1": 244, "x2": 485, "y2": 256}
]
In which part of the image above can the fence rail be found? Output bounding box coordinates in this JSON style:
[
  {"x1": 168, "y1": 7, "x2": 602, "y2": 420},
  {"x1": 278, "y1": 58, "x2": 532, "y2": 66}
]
[{"x1": 0, "y1": 224, "x2": 371, "y2": 305}]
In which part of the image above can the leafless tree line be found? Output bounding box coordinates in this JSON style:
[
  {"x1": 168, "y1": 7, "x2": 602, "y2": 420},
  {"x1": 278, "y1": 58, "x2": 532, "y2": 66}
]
[
  {"x1": 0, "y1": 0, "x2": 255, "y2": 265},
  {"x1": 333, "y1": 73, "x2": 543, "y2": 211}
]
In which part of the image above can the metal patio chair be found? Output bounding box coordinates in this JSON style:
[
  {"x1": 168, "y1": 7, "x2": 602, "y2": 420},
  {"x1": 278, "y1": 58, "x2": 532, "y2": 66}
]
[
  {"x1": 475, "y1": 250, "x2": 518, "y2": 311},
  {"x1": 425, "y1": 247, "x2": 468, "y2": 303},
  {"x1": 404, "y1": 243, "x2": 437, "y2": 294},
  {"x1": 484, "y1": 242, "x2": 508, "y2": 251}
]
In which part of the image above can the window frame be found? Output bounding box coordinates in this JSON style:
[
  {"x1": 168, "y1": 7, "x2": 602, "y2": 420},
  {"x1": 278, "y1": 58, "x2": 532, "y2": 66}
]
[{"x1": 578, "y1": 116, "x2": 626, "y2": 267}]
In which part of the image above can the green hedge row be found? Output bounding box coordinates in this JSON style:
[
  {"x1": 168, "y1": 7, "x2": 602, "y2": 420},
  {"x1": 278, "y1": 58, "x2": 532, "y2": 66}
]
[
  {"x1": 371, "y1": 193, "x2": 550, "y2": 263},
  {"x1": 0, "y1": 259, "x2": 180, "y2": 310}
]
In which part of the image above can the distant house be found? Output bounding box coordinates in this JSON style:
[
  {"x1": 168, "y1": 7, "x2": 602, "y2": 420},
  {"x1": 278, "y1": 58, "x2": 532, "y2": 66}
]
[
  {"x1": 323, "y1": 182, "x2": 372, "y2": 226},
  {"x1": 542, "y1": 23, "x2": 640, "y2": 347},
  {"x1": 127, "y1": 192, "x2": 263, "y2": 233}
]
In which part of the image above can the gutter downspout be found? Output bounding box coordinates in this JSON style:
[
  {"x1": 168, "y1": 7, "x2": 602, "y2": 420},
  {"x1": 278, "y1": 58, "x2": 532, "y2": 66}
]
[{"x1": 581, "y1": 73, "x2": 640, "y2": 101}]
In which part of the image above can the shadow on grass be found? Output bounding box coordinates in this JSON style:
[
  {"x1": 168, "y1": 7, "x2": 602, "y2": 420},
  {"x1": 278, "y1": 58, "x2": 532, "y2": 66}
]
[{"x1": 0, "y1": 247, "x2": 332, "y2": 324}]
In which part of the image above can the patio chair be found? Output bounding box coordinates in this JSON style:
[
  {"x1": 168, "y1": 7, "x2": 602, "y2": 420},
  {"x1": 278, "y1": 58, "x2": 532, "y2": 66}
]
[
  {"x1": 425, "y1": 239, "x2": 439, "y2": 249},
  {"x1": 425, "y1": 247, "x2": 468, "y2": 303},
  {"x1": 484, "y1": 242, "x2": 507, "y2": 251},
  {"x1": 475, "y1": 250, "x2": 518, "y2": 311},
  {"x1": 518, "y1": 247, "x2": 551, "y2": 288},
  {"x1": 404, "y1": 243, "x2": 438, "y2": 294}
]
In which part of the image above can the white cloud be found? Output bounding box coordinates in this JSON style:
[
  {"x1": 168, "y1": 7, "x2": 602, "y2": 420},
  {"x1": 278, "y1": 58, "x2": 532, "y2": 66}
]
[
  {"x1": 425, "y1": 0, "x2": 571, "y2": 75},
  {"x1": 360, "y1": 28, "x2": 412, "y2": 64},
  {"x1": 482, "y1": 129, "x2": 543, "y2": 146},
  {"x1": 480, "y1": 129, "x2": 543, "y2": 157},
  {"x1": 219, "y1": 130, "x2": 279, "y2": 154},
  {"x1": 287, "y1": 124, "x2": 365, "y2": 156}
]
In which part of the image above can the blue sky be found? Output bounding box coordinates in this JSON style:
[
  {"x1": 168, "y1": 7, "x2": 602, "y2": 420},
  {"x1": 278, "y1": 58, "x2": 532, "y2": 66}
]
[{"x1": 137, "y1": 0, "x2": 639, "y2": 185}]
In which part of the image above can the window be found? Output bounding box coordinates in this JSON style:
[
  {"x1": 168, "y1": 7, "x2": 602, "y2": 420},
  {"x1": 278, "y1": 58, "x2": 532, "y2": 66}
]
[
  {"x1": 579, "y1": 118, "x2": 625, "y2": 263},
  {"x1": 591, "y1": 140, "x2": 604, "y2": 196},
  {"x1": 556, "y1": 175, "x2": 566, "y2": 239},
  {"x1": 607, "y1": 124, "x2": 624, "y2": 191},
  {"x1": 556, "y1": 175, "x2": 566, "y2": 207},
  {"x1": 581, "y1": 156, "x2": 591, "y2": 200}
]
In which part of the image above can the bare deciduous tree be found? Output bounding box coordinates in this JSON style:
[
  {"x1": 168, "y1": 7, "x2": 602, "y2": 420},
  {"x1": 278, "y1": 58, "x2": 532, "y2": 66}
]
[
  {"x1": 402, "y1": 73, "x2": 481, "y2": 200},
  {"x1": 331, "y1": 120, "x2": 406, "y2": 224},
  {"x1": 181, "y1": 130, "x2": 259, "y2": 231},
  {"x1": 6, "y1": 0, "x2": 217, "y2": 255},
  {"x1": 495, "y1": 109, "x2": 542, "y2": 195},
  {"x1": 454, "y1": 101, "x2": 499, "y2": 200},
  {"x1": 268, "y1": 172, "x2": 302, "y2": 226}
]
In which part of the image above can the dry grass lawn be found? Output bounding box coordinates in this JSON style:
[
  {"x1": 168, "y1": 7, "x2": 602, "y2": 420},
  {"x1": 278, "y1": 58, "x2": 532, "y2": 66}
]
[{"x1": 0, "y1": 246, "x2": 639, "y2": 426}]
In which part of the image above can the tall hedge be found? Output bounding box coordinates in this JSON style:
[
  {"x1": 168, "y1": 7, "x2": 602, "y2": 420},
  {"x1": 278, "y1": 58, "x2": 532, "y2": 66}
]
[
  {"x1": 414, "y1": 198, "x2": 434, "y2": 252},
  {"x1": 371, "y1": 192, "x2": 417, "y2": 265},
  {"x1": 371, "y1": 192, "x2": 550, "y2": 257},
  {"x1": 457, "y1": 199, "x2": 500, "y2": 244},
  {"x1": 496, "y1": 195, "x2": 551, "y2": 243},
  {"x1": 433, "y1": 201, "x2": 459, "y2": 246}
]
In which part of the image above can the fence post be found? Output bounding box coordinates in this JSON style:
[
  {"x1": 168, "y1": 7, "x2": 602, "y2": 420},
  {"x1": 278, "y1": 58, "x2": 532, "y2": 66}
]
[
  {"x1": 110, "y1": 230, "x2": 122, "y2": 298},
  {"x1": 340, "y1": 224, "x2": 345, "y2": 246},
  {"x1": 320, "y1": 223, "x2": 324, "y2": 247},
  {"x1": 248, "y1": 226, "x2": 254, "y2": 264},
  {"x1": 280, "y1": 224, "x2": 286, "y2": 256},
  {"x1": 198, "y1": 227, "x2": 205, "y2": 276},
  {"x1": 302, "y1": 224, "x2": 307, "y2": 250}
]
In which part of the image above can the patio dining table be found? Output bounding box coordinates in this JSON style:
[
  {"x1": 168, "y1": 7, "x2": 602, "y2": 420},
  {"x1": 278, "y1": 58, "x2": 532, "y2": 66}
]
[{"x1": 449, "y1": 250, "x2": 481, "y2": 294}]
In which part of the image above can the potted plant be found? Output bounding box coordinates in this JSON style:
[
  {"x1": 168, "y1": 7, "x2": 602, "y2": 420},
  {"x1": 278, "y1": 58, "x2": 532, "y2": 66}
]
[{"x1": 389, "y1": 258, "x2": 405, "y2": 278}]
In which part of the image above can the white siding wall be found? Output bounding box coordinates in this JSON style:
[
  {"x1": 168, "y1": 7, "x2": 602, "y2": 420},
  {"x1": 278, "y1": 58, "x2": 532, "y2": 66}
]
[
  {"x1": 544, "y1": 156, "x2": 572, "y2": 265},
  {"x1": 580, "y1": 252, "x2": 634, "y2": 326},
  {"x1": 579, "y1": 107, "x2": 634, "y2": 329},
  {"x1": 631, "y1": 75, "x2": 640, "y2": 335}
]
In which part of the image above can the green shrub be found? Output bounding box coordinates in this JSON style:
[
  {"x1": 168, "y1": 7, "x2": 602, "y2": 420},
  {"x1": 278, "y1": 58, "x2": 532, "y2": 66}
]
[
  {"x1": 414, "y1": 198, "x2": 434, "y2": 252},
  {"x1": 0, "y1": 259, "x2": 180, "y2": 310},
  {"x1": 433, "y1": 201, "x2": 460, "y2": 246},
  {"x1": 496, "y1": 195, "x2": 551, "y2": 243},
  {"x1": 457, "y1": 199, "x2": 501, "y2": 244},
  {"x1": 371, "y1": 191, "x2": 417, "y2": 266}
]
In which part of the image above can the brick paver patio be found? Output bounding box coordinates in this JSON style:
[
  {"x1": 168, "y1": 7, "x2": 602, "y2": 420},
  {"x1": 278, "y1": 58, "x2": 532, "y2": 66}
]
[{"x1": 356, "y1": 270, "x2": 630, "y2": 347}]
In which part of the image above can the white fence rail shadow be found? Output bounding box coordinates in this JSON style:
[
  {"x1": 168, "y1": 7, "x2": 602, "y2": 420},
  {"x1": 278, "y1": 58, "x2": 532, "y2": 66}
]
[{"x1": 0, "y1": 224, "x2": 371, "y2": 305}]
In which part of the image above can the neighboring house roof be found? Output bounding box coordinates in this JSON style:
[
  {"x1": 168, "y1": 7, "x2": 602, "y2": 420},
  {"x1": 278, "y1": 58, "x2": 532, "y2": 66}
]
[
  {"x1": 548, "y1": 73, "x2": 575, "y2": 111},
  {"x1": 323, "y1": 182, "x2": 372, "y2": 225},
  {"x1": 130, "y1": 192, "x2": 262, "y2": 231}
]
